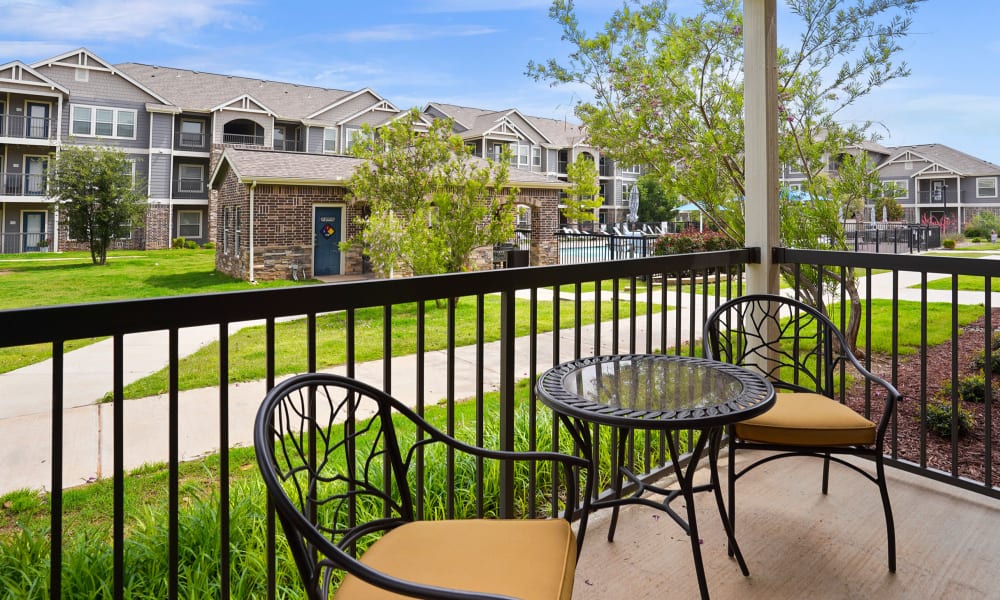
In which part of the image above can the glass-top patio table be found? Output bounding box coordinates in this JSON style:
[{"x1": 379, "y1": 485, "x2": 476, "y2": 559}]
[{"x1": 536, "y1": 353, "x2": 775, "y2": 600}]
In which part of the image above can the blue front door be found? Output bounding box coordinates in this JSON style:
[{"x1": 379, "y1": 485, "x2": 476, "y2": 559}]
[{"x1": 314, "y1": 206, "x2": 342, "y2": 276}]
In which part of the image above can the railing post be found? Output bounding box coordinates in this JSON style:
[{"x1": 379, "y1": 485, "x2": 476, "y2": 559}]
[{"x1": 498, "y1": 286, "x2": 516, "y2": 518}]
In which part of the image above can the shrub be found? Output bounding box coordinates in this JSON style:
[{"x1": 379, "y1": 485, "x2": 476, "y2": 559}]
[
  {"x1": 924, "y1": 400, "x2": 974, "y2": 437},
  {"x1": 652, "y1": 230, "x2": 740, "y2": 255},
  {"x1": 971, "y1": 347, "x2": 1000, "y2": 373},
  {"x1": 942, "y1": 375, "x2": 987, "y2": 403},
  {"x1": 942, "y1": 238, "x2": 956, "y2": 249},
  {"x1": 201, "y1": 241, "x2": 215, "y2": 249},
  {"x1": 171, "y1": 237, "x2": 186, "y2": 249},
  {"x1": 963, "y1": 211, "x2": 1000, "y2": 239},
  {"x1": 184, "y1": 239, "x2": 198, "y2": 249}
]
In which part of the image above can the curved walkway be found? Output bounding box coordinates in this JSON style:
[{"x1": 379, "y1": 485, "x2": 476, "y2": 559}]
[{"x1": 2, "y1": 258, "x2": 998, "y2": 493}]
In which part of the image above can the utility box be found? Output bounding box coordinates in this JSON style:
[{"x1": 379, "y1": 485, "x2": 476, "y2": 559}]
[{"x1": 506, "y1": 249, "x2": 529, "y2": 268}]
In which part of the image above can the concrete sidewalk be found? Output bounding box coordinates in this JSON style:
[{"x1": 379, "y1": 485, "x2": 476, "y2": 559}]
[{"x1": 2, "y1": 264, "x2": 997, "y2": 494}]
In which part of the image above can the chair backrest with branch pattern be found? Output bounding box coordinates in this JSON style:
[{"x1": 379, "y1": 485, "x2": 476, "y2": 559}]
[
  {"x1": 254, "y1": 374, "x2": 430, "y2": 597},
  {"x1": 704, "y1": 294, "x2": 851, "y2": 397}
]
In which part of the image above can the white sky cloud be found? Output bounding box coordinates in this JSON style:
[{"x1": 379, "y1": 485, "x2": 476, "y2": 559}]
[
  {"x1": 0, "y1": 0, "x2": 255, "y2": 41},
  {"x1": 334, "y1": 24, "x2": 500, "y2": 43}
]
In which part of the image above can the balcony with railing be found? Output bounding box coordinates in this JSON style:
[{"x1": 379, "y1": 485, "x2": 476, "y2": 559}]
[
  {"x1": 271, "y1": 138, "x2": 303, "y2": 152},
  {"x1": 221, "y1": 132, "x2": 265, "y2": 146},
  {"x1": 0, "y1": 114, "x2": 57, "y2": 143},
  {"x1": 1, "y1": 247, "x2": 999, "y2": 598},
  {"x1": 0, "y1": 230, "x2": 49, "y2": 253},
  {"x1": 175, "y1": 131, "x2": 208, "y2": 151},
  {"x1": 0, "y1": 172, "x2": 46, "y2": 197}
]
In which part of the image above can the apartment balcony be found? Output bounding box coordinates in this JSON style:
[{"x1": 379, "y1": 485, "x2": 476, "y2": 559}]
[
  {"x1": 0, "y1": 172, "x2": 46, "y2": 197},
  {"x1": 1, "y1": 249, "x2": 998, "y2": 598},
  {"x1": 0, "y1": 114, "x2": 58, "y2": 145},
  {"x1": 272, "y1": 139, "x2": 304, "y2": 152},
  {"x1": 221, "y1": 132, "x2": 265, "y2": 146}
]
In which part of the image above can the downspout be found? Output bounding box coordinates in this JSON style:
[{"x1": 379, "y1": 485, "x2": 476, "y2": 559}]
[{"x1": 249, "y1": 179, "x2": 257, "y2": 284}]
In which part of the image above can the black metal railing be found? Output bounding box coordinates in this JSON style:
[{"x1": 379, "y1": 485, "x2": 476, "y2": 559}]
[
  {"x1": 0, "y1": 250, "x2": 750, "y2": 599},
  {"x1": 0, "y1": 172, "x2": 47, "y2": 196},
  {"x1": 557, "y1": 231, "x2": 656, "y2": 264},
  {"x1": 272, "y1": 139, "x2": 303, "y2": 152},
  {"x1": 175, "y1": 131, "x2": 207, "y2": 149},
  {"x1": 0, "y1": 114, "x2": 56, "y2": 141},
  {"x1": 222, "y1": 133, "x2": 265, "y2": 146},
  {"x1": 0, "y1": 231, "x2": 50, "y2": 253},
  {"x1": 173, "y1": 178, "x2": 208, "y2": 196},
  {"x1": 776, "y1": 247, "x2": 1000, "y2": 499},
  {"x1": 842, "y1": 222, "x2": 941, "y2": 253},
  {"x1": 4, "y1": 247, "x2": 1000, "y2": 597}
]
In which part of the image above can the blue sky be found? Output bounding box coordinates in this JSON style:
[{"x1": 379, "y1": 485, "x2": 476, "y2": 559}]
[{"x1": 2, "y1": 1, "x2": 998, "y2": 163}]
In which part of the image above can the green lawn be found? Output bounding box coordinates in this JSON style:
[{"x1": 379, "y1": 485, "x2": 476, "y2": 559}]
[
  {"x1": 118, "y1": 294, "x2": 651, "y2": 400},
  {"x1": 0, "y1": 249, "x2": 307, "y2": 310},
  {"x1": 920, "y1": 274, "x2": 1000, "y2": 292},
  {"x1": 0, "y1": 249, "x2": 313, "y2": 374}
]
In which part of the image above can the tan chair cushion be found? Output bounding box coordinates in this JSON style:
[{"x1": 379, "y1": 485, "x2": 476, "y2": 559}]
[
  {"x1": 734, "y1": 392, "x2": 876, "y2": 447},
  {"x1": 335, "y1": 518, "x2": 577, "y2": 599}
]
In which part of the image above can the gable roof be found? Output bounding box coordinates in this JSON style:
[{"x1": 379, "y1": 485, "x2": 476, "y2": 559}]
[
  {"x1": 116, "y1": 62, "x2": 355, "y2": 120},
  {"x1": 33, "y1": 48, "x2": 170, "y2": 104},
  {"x1": 426, "y1": 103, "x2": 554, "y2": 145},
  {"x1": 879, "y1": 143, "x2": 1000, "y2": 177},
  {"x1": 210, "y1": 147, "x2": 568, "y2": 190},
  {"x1": 0, "y1": 60, "x2": 70, "y2": 96}
]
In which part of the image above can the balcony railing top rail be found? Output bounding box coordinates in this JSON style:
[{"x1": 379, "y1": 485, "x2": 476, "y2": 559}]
[
  {"x1": 4, "y1": 247, "x2": 1000, "y2": 598},
  {"x1": 0, "y1": 114, "x2": 57, "y2": 141}
]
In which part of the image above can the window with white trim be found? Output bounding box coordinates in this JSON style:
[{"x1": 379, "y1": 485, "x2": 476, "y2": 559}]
[
  {"x1": 509, "y1": 143, "x2": 531, "y2": 167},
  {"x1": 532, "y1": 147, "x2": 542, "y2": 167},
  {"x1": 324, "y1": 128, "x2": 337, "y2": 153},
  {"x1": 621, "y1": 164, "x2": 641, "y2": 175},
  {"x1": 179, "y1": 119, "x2": 205, "y2": 147},
  {"x1": 178, "y1": 164, "x2": 204, "y2": 192},
  {"x1": 345, "y1": 127, "x2": 370, "y2": 153},
  {"x1": 177, "y1": 210, "x2": 202, "y2": 238},
  {"x1": 222, "y1": 207, "x2": 231, "y2": 255},
  {"x1": 890, "y1": 179, "x2": 909, "y2": 199},
  {"x1": 234, "y1": 207, "x2": 242, "y2": 252},
  {"x1": 977, "y1": 177, "x2": 997, "y2": 198},
  {"x1": 70, "y1": 104, "x2": 137, "y2": 139}
]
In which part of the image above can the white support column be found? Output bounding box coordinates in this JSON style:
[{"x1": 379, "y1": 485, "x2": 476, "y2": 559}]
[{"x1": 744, "y1": 0, "x2": 780, "y2": 294}]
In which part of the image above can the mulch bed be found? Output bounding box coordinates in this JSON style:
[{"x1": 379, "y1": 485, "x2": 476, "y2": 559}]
[{"x1": 845, "y1": 308, "x2": 1000, "y2": 488}]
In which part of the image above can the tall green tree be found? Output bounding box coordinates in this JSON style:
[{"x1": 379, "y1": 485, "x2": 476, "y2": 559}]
[
  {"x1": 562, "y1": 155, "x2": 604, "y2": 223},
  {"x1": 635, "y1": 174, "x2": 680, "y2": 223},
  {"x1": 48, "y1": 144, "x2": 148, "y2": 265},
  {"x1": 529, "y1": 0, "x2": 924, "y2": 350},
  {"x1": 347, "y1": 108, "x2": 517, "y2": 277}
]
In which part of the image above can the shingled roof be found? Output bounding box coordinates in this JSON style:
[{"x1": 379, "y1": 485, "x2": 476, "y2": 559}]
[
  {"x1": 116, "y1": 63, "x2": 354, "y2": 119},
  {"x1": 427, "y1": 102, "x2": 589, "y2": 148},
  {"x1": 211, "y1": 148, "x2": 567, "y2": 189},
  {"x1": 884, "y1": 143, "x2": 1000, "y2": 177}
]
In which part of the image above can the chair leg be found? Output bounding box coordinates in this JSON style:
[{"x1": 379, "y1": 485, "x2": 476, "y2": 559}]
[
  {"x1": 727, "y1": 434, "x2": 737, "y2": 558},
  {"x1": 822, "y1": 452, "x2": 831, "y2": 494},
  {"x1": 875, "y1": 453, "x2": 897, "y2": 573}
]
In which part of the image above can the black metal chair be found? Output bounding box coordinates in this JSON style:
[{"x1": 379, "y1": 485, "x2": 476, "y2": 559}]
[
  {"x1": 703, "y1": 294, "x2": 899, "y2": 572},
  {"x1": 254, "y1": 372, "x2": 588, "y2": 599}
]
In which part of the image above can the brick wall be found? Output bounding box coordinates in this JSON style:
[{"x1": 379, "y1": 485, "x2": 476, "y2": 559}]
[{"x1": 214, "y1": 174, "x2": 360, "y2": 281}]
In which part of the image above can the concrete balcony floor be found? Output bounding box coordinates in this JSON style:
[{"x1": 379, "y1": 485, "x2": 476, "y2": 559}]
[{"x1": 573, "y1": 452, "x2": 1000, "y2": 599}]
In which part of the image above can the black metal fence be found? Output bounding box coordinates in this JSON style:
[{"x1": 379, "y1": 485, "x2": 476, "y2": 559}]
[
  {"x1": 3, "y1": 246, "x2": 1000, "y2": 597},
  {"x1": 0, "y1": 249, "x2": 750, "y2": 599},
  {"x1": 557, "y1": 231, "x2": 656, "y2": 264},
  {"x1": 843, "y1": 222, "x2": 941, "y2": 253}
]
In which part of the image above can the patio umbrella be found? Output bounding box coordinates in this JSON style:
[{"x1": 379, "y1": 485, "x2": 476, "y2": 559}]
[{"x1": 627, "y1": 184, "x2": 639, "y2": 224}]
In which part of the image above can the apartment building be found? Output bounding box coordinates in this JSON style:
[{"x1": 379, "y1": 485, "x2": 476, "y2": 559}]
[
  {"x1": 0, "y1": 47, "x2": 412, "y2": 256},
  {"x1": 781, "y1": 141, "x2": 1000, "y2": 229},
  {"x1": 424, "y1": 103, "x2": 642, "y2": 228}
]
